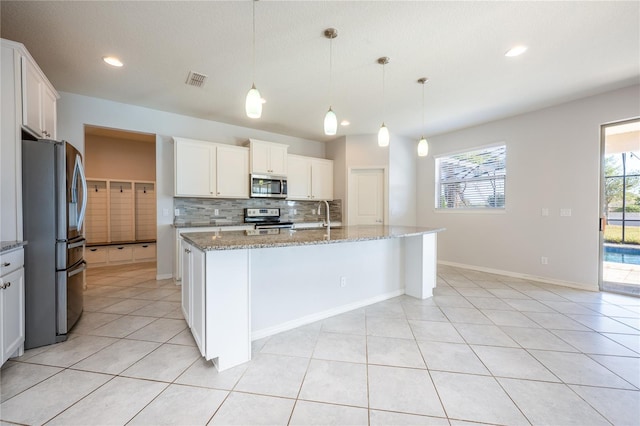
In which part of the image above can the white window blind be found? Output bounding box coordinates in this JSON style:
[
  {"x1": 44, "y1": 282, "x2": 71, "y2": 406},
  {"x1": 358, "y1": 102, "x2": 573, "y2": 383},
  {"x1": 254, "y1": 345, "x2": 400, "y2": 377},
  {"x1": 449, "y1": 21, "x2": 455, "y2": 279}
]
[{"x1": 436, "y1": 145, "x2": 506, "y2": 210}]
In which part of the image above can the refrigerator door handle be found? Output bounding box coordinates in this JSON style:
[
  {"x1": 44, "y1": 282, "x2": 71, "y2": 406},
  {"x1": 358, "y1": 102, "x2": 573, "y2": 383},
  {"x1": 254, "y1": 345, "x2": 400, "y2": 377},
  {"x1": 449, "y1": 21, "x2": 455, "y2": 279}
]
[
  {"x1": 68, "y1": 261, "x2": 87, "y2": 277},
  {"x1": 68, "y1": 239, "x2": 85, "y2": 250},
  {"x1": 74, "y1": 154, "x2": 88, "y2": 233}
]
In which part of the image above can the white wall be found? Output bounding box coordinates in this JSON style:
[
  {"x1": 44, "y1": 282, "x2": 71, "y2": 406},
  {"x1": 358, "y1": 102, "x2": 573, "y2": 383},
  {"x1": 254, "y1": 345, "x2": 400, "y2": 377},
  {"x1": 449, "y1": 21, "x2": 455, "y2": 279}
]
[
  {"x1": 56, "y1": 92, "x2": 326, "y2": 279},
  {"x1": 417, "y1": 85, "x2": 640, "y2": 290},
  {"x1": 389, "y1": 134, "x2": 417, "y2": 226}
]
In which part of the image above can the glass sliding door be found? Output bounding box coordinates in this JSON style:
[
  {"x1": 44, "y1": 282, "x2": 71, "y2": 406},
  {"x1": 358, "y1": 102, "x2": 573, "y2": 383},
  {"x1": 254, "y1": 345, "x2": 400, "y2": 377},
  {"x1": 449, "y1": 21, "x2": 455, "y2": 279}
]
[{"x1": 600, "y1": 118, "x2": 640, "y2": 295}]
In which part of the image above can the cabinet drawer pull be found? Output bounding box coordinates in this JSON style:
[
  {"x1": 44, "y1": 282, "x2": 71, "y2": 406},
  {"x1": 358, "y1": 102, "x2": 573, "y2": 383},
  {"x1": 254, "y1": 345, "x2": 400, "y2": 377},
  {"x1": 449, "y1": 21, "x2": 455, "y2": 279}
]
[
  {"x1": 142, "y1": 245, "x2": 148, "y2": 248},
  {"x1": 1, "y1": 281, "x2": 10, "y2": 289},
  {"x1": 2, "y1": 262, "x2": 10, "y2": 267},
  {"x1": 117, "y1": 247, "x2": 124, "y2": 250},
  {"x1": 90, "y1": 248, "x2": 97, "y2": 252}
]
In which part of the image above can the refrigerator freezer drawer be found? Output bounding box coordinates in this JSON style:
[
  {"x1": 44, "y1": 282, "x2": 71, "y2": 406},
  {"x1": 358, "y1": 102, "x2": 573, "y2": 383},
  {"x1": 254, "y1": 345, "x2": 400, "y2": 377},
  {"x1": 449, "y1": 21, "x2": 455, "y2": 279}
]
[
  {"x1": 108, "y1": 246, "x2": 133, "y2": 263},
  {"x1": 59, "y1": 260, "x2": 85, "y2": 335}
]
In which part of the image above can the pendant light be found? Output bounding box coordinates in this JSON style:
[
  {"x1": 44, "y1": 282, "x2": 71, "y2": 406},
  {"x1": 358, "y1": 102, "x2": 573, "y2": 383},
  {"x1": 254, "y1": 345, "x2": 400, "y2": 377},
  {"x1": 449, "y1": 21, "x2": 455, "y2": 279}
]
[
  {"x1": 245, "y1": 0, "x2": 262, "y2": 119},
  {"x1": 377, "y1": 57, "x2": 390, "y2": 147},
  {"x1": 323, "y1": 28, "x2": 338, "y2": 136},
  {"x1": 417, "y1": 77, "x2": 429, "y2": 157}
]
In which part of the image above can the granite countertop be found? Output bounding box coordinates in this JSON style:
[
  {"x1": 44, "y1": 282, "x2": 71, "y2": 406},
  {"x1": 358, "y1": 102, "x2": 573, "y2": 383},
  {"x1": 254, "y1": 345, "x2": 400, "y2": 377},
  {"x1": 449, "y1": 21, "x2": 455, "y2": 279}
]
[
  {"x1": 1, "y1": 241, "x2": 27, "y2": 253},
  {"x1": 181, "y1": 225, "x2": 445, "y2": 251}
]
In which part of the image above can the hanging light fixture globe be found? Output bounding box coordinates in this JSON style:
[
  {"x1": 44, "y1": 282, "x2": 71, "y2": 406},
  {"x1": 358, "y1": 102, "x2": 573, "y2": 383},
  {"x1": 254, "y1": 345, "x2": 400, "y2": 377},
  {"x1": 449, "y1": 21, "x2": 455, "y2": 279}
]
[
  {"x1": 417, "y1": 77, "x2": 429, "y2": 157},
  {"x1": 378, "y1": 123, "x2": 390, "y2": 147},
  {"x1": 246, "y1": 83, "x2": 262, "y2": 118},
  {"x1": 377, "y1": 57, "x2": 390, "y2": 147},
  {"x1": 324, "y1": 107, "x2": 337, "y2": 135},
  {"x1": 417, "y1": 136, "x2": 429, "y2": 157},
  {"x1": 246, "y1": 0, "x2": 262, "y2": 119}
]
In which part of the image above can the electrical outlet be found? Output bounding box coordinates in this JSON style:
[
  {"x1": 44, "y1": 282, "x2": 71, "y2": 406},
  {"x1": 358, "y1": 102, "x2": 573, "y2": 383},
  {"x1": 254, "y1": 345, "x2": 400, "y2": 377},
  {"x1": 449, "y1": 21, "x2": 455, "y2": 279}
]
[
  {"x1": 340, "y1": 277, "x2": 347, "y2": 288},
  {"x1": 214, "y1": 209, "x2": 219, "y2": 216},
  {"x1": 560, "y1": 208, "x2": 572, "y2": 217},
  {"x1": 174, "y1": 208, "x2": 179, "y2": 216},
  {"x1": 541, "y1": 256, "x2": 548, "y2": 265}
]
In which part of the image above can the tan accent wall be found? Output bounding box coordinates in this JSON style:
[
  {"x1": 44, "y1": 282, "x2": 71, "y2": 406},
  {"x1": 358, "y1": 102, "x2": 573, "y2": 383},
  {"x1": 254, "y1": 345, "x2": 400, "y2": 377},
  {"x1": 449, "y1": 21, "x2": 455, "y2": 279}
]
[{"x1": 85, "y1": 135, "x2": 155, "y2": 181}]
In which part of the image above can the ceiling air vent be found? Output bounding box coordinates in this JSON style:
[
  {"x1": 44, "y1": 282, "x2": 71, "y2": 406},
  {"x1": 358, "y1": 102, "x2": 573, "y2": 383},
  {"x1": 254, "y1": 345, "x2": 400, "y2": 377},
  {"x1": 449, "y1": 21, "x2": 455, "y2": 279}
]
[{"x1": 186, "y1": 71, "x2": 208, "y2": 88}]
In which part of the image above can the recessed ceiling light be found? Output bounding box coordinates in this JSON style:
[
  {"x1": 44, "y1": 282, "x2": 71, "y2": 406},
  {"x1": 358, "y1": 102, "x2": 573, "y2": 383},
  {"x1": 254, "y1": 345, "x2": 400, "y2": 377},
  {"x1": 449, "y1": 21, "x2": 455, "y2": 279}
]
[
  {"x1": 505, "y1": 45, "x2": 527, "y2": 57},
  {"x1": 102, "y1": 56, "x2": 123, "y2": 67},
  {"x1": 340, "y1": 120, "x2": 350, "y2": 126}
]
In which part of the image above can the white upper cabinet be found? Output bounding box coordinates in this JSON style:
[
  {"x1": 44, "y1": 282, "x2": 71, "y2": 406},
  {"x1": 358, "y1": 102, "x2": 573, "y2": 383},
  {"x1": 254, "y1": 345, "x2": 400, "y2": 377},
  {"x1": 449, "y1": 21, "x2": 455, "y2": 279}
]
[
  {"x1": 175, "y1": 138, "x2": 215, "y2": 197},
  {"x1": 311, "y1": 158, "x2": 334, "y2": 201},
  {"x1": 21, "y1": 55, "x2": 58, "y2": 140},
  {"x1": 287, "y1": 154, "x2": 333, "y2": 201},
  {"x1": 248, "y1": 139, "x2": 288, "y2": 175},
  {"x1": 216, "y1": 145, "x2": 249, "y2": 198},
  {"x1": 174, "y1": 137, "x2": 249, "y2": 199},
  {"x1": 287, "y1": 155, "x2": 311, "y2": 200}
]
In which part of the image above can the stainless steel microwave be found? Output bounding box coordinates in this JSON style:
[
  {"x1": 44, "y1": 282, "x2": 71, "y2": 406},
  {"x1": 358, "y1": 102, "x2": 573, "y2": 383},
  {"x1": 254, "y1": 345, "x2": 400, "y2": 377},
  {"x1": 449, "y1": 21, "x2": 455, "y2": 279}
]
[{"x1": 250, "y1": 174, "x2": 287, "y2": 198}]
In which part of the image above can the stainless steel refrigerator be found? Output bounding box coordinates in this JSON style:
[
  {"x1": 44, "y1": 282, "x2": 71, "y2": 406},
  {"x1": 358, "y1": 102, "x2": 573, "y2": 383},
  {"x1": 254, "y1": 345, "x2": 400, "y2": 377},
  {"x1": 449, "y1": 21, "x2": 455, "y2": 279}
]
[{"x1": 22, "y1": 137, "x2": 87, "y2": 349}]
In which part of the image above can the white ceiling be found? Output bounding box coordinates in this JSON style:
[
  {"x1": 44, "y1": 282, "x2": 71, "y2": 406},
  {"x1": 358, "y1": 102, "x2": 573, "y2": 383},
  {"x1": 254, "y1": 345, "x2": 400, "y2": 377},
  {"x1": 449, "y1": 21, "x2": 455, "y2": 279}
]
[{"x1": 2, "y1": 1, "x2": 638, "y2": 143}]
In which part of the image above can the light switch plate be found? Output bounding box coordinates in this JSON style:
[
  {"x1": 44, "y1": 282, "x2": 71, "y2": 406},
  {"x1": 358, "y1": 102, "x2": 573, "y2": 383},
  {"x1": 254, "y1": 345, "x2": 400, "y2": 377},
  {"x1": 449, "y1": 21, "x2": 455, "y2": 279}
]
[
  {"x1": 541, "y1": 208, "x2": 549, "y2": 217},
  {"x1": 560, "y1": 208, "x2": 572, "y2": 217}
]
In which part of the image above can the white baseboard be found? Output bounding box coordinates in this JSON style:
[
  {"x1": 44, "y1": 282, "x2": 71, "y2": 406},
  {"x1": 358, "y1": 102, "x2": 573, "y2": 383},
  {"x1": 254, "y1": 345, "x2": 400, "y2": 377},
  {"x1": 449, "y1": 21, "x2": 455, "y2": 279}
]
[
  {"x1": 156, "y1": 273, "x2": 173, "y2": 280},
  {"x1": 438, "y1": 260, "x2": 599, "y2": 292},
  {"x1": 251, "y1": 288, "x2": 405, "y2": 341}
]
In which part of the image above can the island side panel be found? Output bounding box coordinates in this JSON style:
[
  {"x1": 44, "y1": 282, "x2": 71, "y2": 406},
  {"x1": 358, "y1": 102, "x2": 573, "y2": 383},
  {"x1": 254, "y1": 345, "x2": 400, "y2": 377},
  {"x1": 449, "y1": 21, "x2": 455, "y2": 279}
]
[
  {"x1": 204, "y1": 248, "x2": 251, "y2": 371},
  {"x1": 250, "y1": 238, "x2": 404, "y2": 338},
  {"x1": 404, "y1": 233, "x2": 437, "y2": 299}
]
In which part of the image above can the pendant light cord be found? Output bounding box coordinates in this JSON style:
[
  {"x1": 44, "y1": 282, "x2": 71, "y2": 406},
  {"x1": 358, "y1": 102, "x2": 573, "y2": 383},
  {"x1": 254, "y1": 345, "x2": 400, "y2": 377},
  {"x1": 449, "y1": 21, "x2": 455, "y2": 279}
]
[
  {"x1": 382, "y1": 62, "x2": 385, "y2": 121},
  {"x1": 422, "y1": 80, "x2": 425, "y2": 135},
  {"x1": 252, "y1": 0, "x2": 256, "y2": 83},
  {"x1": 329, "y1": 35, "x2": 333, "y2": 106}
]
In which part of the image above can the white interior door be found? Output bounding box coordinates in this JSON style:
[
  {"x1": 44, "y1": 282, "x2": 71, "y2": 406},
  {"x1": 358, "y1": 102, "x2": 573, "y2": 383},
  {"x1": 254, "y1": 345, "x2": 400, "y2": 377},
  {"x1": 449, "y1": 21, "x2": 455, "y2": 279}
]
[{"x1": 349, "y1": 168, "x2": 384, "y2": 225}]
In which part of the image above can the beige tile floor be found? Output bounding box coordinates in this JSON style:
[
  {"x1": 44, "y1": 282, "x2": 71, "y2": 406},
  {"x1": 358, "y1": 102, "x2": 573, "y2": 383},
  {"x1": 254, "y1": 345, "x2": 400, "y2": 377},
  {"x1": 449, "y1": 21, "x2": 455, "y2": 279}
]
[{"x1": 1, "y1": 262, "x2": 639, "y2": 425}]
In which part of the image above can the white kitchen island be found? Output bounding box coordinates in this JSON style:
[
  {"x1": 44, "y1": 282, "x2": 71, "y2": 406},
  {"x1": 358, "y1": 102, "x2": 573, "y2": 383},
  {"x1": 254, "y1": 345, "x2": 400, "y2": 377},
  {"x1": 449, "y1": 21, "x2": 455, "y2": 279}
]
[{"x1": 180, "y1": 225, "x2": 444, "y2": 371}]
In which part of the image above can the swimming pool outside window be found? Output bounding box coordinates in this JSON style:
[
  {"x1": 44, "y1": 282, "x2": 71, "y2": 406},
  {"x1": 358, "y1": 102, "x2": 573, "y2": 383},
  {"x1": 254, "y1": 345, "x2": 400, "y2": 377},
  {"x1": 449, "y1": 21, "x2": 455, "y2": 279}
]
[{"x1": 435, "y1": 144, "x2": 506, "y2": 210}]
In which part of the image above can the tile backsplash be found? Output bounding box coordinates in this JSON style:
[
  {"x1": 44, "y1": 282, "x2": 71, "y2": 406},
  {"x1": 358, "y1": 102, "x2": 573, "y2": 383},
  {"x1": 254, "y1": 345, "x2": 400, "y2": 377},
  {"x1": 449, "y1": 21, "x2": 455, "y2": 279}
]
[{"x1": 174, "y1": 198, "x2": 342, "y2": 226}]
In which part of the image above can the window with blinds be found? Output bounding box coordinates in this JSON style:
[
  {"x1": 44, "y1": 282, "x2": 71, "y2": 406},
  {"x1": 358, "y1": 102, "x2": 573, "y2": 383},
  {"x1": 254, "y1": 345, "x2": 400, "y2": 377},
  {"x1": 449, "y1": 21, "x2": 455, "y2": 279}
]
[{"x1": 435, "y1": 144, "x2": 506, "y2": 210}]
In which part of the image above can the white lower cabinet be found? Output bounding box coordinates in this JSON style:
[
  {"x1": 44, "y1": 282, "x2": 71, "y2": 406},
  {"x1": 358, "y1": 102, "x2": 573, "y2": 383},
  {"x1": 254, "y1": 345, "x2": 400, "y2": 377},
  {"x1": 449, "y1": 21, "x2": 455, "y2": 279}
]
[
  {"x1": 1, "y1": 248, "x2": 25, "y2": 366},
  {"x1": 180, "y1": 240, "x2": 250, "y2": 370},
  {"x1": 182, "y1": 239, "x2": 206, "y2": 356},
  {"x1": 181, "y1": 240, "x2": 193, "y2": 328},
  {"x1": 191, "y1": 245, "x2": 206, "y2": 357}
]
